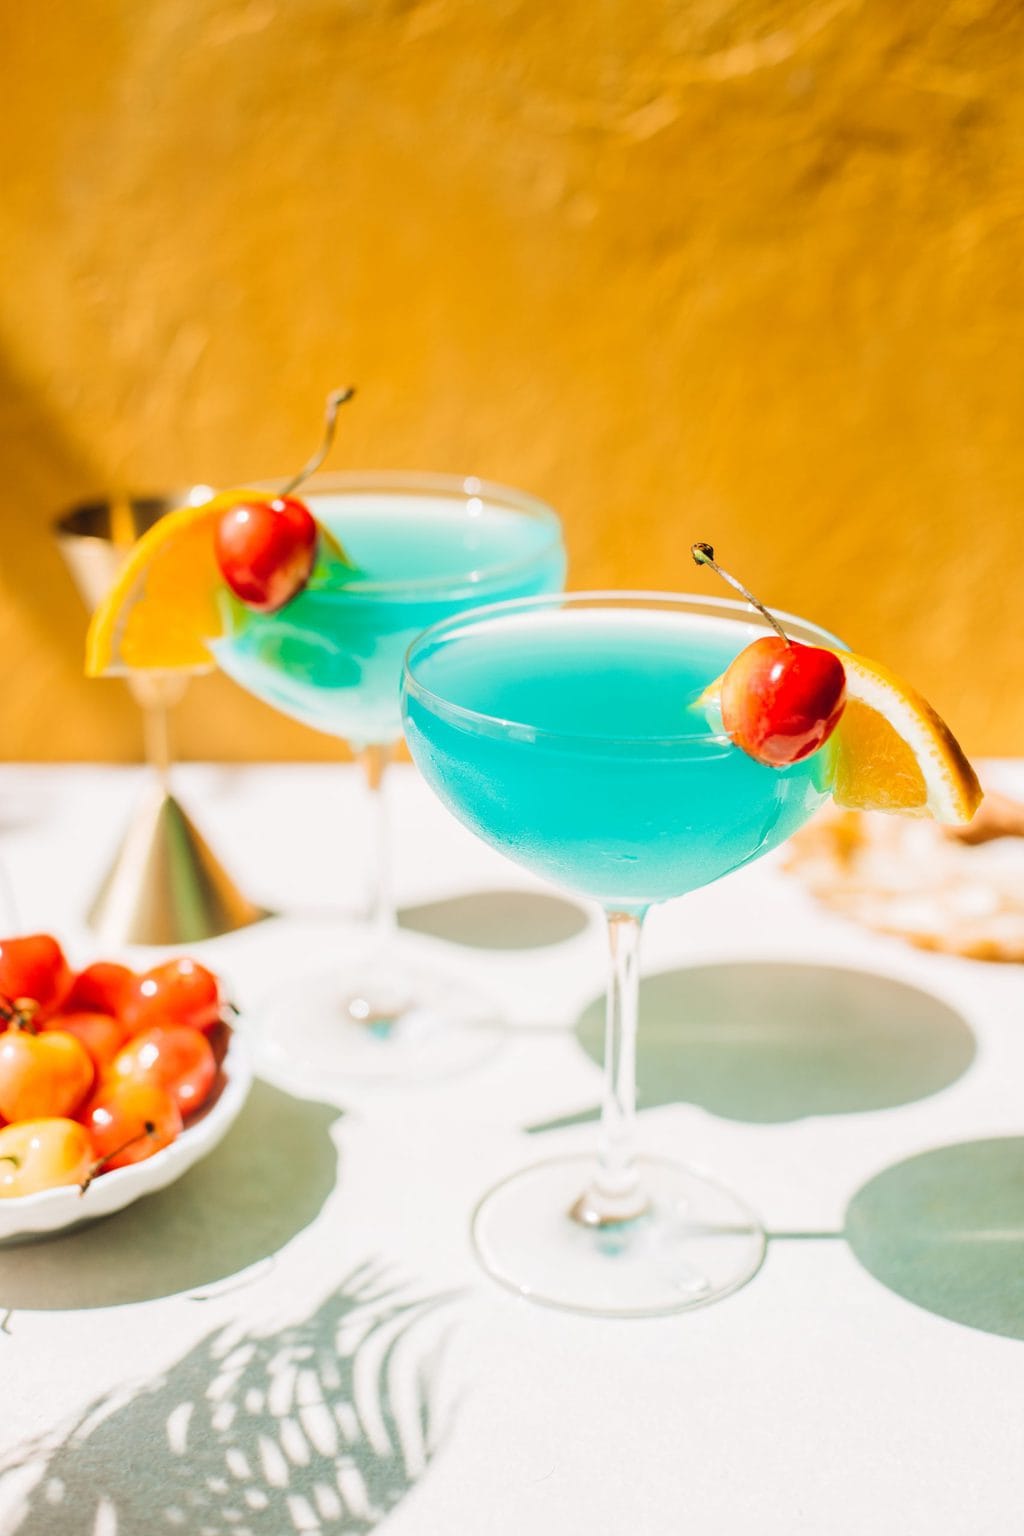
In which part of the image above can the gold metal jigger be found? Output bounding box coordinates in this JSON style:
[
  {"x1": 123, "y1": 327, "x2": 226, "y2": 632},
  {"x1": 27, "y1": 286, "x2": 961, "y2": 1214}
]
[{"x1": 55, "y1": 492, "x2": 268, "y2": 946}]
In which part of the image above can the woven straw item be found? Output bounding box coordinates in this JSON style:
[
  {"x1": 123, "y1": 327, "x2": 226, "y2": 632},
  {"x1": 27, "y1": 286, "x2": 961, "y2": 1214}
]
[{"x1": 784, "y1": 793, "x2": 1024, "y2": 962}]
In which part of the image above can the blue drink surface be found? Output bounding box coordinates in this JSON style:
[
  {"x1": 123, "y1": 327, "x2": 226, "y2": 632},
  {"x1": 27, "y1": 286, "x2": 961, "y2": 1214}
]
[
  {"x1": 214, "y1": 488, "x2": 565, "y2": 745},
  {"x1": 403, "y1": 604, "x2": 833, "y2": 910}
]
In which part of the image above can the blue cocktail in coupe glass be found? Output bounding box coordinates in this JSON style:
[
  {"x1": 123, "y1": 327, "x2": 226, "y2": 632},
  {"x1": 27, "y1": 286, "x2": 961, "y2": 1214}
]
[
  {"x1": 214, "y1": 472, "x2": 565, "y2": 1081},
  {"x1": 403, "y1": 592, "x2": 841, "y2": 1316}
]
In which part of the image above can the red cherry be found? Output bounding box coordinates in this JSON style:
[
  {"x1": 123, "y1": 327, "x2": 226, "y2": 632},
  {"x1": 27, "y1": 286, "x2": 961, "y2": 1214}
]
[
  {"x1": 0, "y1": 935, "x2": 72, "y2": 1020},
  {"x1": 63, "y1": 962, "x2": 135, "y2": 1019},
  {"x1": 0, "y1": 1028, "x2": 94, "y2": 1121},
  {"x1": 122, "y1": 958, "x2": 223, "y2": 1036},
  {"x1": 44, "y1": 1011, "x2": 128, "y2": 1073},
  {"x1": 214, "y1": 496, "x2": 318, "y2": 613},
  {"x1": 81, "y1": 1080, "x2": 183, "y2": 1169},
  {"x1": 720, "y1": 636, "x2": 846, "y2": 767},
  {"x1": 111, "y1": 1025, "x2": 217, "y2": 1117}
]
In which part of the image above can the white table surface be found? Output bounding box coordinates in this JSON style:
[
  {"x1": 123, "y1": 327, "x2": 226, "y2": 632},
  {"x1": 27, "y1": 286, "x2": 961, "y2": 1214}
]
[{"x1": 0, "y1": 762, "x2": 1021, "y2": 1535}]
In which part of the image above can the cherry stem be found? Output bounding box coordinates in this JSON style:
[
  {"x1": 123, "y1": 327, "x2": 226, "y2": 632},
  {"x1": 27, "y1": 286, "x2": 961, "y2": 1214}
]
[
  {"x1": 279, "y1": 387, "x2": 357, "y2": 497},
  {"x1": 691, "y1": 542, "x2": 791, "y2": 646},
  {"x1": 79, "y1": 1120, "x2": 157, "y2": 1195},
  {"x1": 0, "y1": 997, "x2": 39, "y2": 1033}
]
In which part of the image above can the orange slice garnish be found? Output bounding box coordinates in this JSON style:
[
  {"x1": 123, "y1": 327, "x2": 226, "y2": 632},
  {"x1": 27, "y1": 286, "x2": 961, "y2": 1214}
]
[{"x1": 828, "y1": 651, "x2": 981, "y2": 824}]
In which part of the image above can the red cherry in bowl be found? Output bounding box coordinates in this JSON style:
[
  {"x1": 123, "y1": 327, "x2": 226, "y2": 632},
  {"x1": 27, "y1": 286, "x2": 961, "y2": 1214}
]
[
  {"x1": 122, "y1": 958, "x2": 223, "y2": 1036},
  {"x1": 214, "y1": 496, "x2": 318, "y2": 613},
  {"x1": 0, "y1": 935, "x2": 72, "y2": 1021},
  {"x1": 81, "y1": 1080, "x2": 183, "y2": 1170},
  {"x1": 0, "y1": 1119, "x2": 94, "y2": 1198},
  {"x1": 0, "y1": 1027, "x2": 94, "y2": 1121},
  {"x1": 63, "y1": 961, "x2": 135, "y2": 1018},
  {"x1": 720, "y1": 635, "x2": 846, "y2": 767},
  {"x1": 43, "y1": 1011, "x2": 127, "y2": 1073},
  {"x1": 110, "y1": 1025, "x2": 217, "y2": 1117}
]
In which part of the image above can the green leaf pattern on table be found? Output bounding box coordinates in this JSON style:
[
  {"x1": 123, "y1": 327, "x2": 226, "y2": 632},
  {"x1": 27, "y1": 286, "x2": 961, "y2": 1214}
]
[{"x1": 3, "y1": 1263, "x2": 457, "y2": 1535}]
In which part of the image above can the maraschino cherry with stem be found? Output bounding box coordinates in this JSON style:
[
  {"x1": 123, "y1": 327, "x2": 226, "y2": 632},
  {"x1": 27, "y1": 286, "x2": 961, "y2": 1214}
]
[
  {"x1": 692, "y1": 542, "x2": 847, "y2": 767},
  {"x1": 214, "y1": 386, "x2": 356, "y2": 612}
]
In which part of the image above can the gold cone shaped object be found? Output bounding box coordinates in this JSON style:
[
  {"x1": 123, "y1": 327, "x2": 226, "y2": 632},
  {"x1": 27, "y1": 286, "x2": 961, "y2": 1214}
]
[
  {"x1": 55, "y1": 491, "x2": 269, "y2": 946},
  {"x1": 87, "y1": 782, "x2": 266, "y2": 948}
]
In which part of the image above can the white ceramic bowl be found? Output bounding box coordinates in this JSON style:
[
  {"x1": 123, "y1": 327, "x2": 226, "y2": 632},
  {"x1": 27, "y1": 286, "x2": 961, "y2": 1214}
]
[{"x1": 0, "y1": 1027, "x2": 252, "y2": 1242}]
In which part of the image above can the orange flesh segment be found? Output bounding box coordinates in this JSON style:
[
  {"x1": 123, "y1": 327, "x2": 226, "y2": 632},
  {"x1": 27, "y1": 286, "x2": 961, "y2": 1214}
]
[
  {"x1": 829, "y1": 698, "x2": 931, "y2": 813},
  {"x1": 114, "y1": 506, "x2": 223, "y2": 672},
  {"x1": 829, "y1": 651, "x2": 982, "y2": 825}
]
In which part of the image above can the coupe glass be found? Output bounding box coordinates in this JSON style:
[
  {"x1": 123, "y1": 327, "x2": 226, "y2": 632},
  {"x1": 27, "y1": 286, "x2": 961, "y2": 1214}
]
[
  {"x1": 213, "y1": 471, "x2": 565, "y2": 1081},
  {"x1": 403, "y1": 592, "x2": 841, "y2": 1316}
]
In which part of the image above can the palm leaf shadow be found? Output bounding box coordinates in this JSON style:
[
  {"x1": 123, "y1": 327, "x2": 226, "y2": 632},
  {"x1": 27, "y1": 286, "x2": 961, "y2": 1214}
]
[{"x1": 5, "y1": 1261, "x2": 459, "y2": 1534}]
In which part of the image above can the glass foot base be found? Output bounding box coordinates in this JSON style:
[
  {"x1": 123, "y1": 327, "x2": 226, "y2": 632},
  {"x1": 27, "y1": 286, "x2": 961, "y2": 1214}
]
[
  {"x1": 254, "y1": 956, "x2": 504, "y2": 1088},
  {"x1": 472, "y1": 1153, "x2": 766, "y2": 1317}
]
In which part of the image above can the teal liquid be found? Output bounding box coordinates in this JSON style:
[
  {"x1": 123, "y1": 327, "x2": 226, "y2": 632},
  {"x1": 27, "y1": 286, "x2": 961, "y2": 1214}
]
[
  {"x1": 214, "y1": 492, "x2": 565, "y2": 745},
  {"x1": 403, "y1": 607, "x2": 831, "y2": 909}
]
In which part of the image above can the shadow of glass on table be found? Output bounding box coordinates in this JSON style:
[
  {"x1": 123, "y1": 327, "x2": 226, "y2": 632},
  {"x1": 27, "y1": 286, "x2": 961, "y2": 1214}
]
[
  {"x1": 0, "y1": 1082, "x2": 342, "y2": 1310},
  {"x1": 399, "y1": 889, "x2": 590, "y2": 950},
  {"x1": 528, "y1": 962, "x2": 976, "y2": 1132},
  {"x1": 2, "y1": 1261, "x2": 457, "y2": 1536},
  {"x1": 846, "y1": 1138, "x2": 1024, "y2": 1342}
]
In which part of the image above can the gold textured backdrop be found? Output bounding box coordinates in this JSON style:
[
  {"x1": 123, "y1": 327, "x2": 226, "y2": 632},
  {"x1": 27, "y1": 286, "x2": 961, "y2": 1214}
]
[{"x1": 0, "y1": 0, "x2": 1021, "y2": 761}]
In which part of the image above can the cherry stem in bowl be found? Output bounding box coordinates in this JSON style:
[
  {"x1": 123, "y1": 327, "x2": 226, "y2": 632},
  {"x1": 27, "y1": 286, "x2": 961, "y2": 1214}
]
[
  {"x1": 280, "y1": 387, "x2": 357, "y2": 497},
  {"x1": 0, "y1": 997, "x2": 39, "y2": 1033},
  {"x1": 691, "y1": 542, "x2": 791, "y2": 646},
  {"x1": 79, "y1": 1120, "x2": 158, "y2": 1196}
]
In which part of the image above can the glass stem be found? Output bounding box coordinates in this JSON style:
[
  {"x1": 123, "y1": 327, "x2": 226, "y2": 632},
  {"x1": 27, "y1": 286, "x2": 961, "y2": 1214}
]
[
  {"x1": 358, "y1": 743, "x2": 397, "y2": 950},
  {"x1": 142, "y1": 702, "x2": 172, "y2": 793},
  {"x1": 130, "y1": 673, "x2": 187, "y2": 794},
  {"x1": 573, "y1": 908, "x2": 649, "y2": 1226}
]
